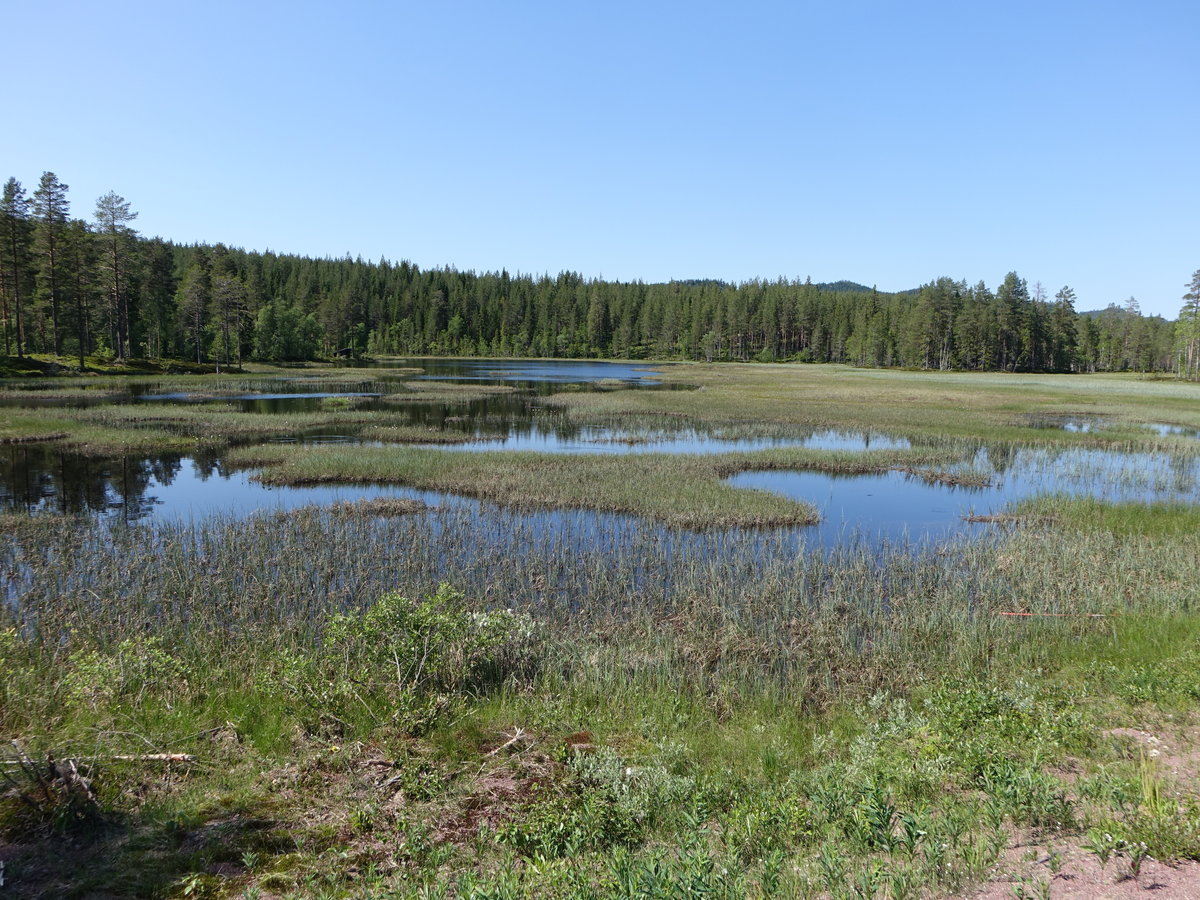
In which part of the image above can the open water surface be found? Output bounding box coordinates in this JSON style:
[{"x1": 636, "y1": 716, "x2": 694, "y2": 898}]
[{"x1": 3, "y1": 359, "x2": 1199, "y2": 547}]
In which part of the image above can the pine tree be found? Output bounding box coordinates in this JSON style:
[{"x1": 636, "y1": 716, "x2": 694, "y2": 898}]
[
  {"x1": 176, "y1": 251, "x2": 211, "y2": 363},
  {"x1": 32, "y1": 172, "x2": 70, "y2": 356},
  {"x1": 210, "y1": 273, "x2": 248, "y2": 368},
  {"x1": 995, "y1": 272, "x2": 1030, "y2": 370},
  {"x1": 0, "y1": 178, "x2": 33, "y2": 357},
  {"x1": 64, "y1": 218, "x2": 99, "y2": 369},
  {"x1": 1179, "y1": 270, "x2": 1200, "y2": 381},
  {"x1": 140, "y1": 239, "x2": 178, "y2": 358},
  {"x1": 1050, "y1": 286, "x2": 1078, "y2": 372},
  {"x1": 94, "y1": 191, "x2": 139, "y2": 359}
]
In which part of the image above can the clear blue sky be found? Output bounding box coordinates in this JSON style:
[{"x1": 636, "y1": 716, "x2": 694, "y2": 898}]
[{"x1": 7, "y1": 0, "x2": 1197, "y2": 317}]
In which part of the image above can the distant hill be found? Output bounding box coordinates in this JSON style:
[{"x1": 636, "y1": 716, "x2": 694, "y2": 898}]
[
  {"x1": 669, "y1": 279, "x2": 902, "y2": 294},
  {"x1": 817, "y1": 280, "x2": 921, "y2": 296},
  {"x1": 817, "y1": 280, "x2": 875, "y2": 293}
]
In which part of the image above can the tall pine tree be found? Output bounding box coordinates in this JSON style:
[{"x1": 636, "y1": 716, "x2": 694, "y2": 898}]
[{"x1": 32, "y1": 172, "x2": 70, "y2": 356}]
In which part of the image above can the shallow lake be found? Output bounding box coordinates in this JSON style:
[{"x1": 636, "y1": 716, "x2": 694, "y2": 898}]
[{"x1": 3, "y1": 359, "x2": 1199, "y2": 548}]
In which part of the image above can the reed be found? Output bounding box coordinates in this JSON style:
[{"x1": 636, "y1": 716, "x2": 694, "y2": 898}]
[
  {"x1": 543, "y1": 363, "x2": 1200, "y2": 447},
  {"x1": 3, "y1": 504, "x2": 1199, "y2": 896}
]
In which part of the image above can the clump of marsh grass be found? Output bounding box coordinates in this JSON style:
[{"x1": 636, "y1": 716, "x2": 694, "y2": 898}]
[
  {"x1": 380, "y1": 381, "x2": 517, "y2": 403},
  {"x1": 276, "y1": 497, "x2": 429, "y2": 521}
]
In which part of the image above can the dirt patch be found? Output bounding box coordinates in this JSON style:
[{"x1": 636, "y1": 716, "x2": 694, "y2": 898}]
[
  {"x1": 968, "y1": 840, "x2": 1200, "y2": 899},
  {"x1": 431, "y1": 731, "x2": 566, "y2": 844},
  {"x1": 969, "y1": 723, "x2": 1200, "y2": 898},
  {"x1": 1105, "y1": 726, "x2": 1200, "y2": 783}
]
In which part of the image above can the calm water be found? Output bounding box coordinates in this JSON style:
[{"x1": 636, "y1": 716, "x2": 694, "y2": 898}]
[
  {"x1": 398, "y1": 358, "x2": 667, "y2": 386},
  {"x1": 427, "y1": 424, "x2": 909, "y2": 455},
  {"x1": 727, "y1": 446, "x2": 1200, "y2": 545},
  {"x1": 6, "y1": 440, "x2": 1199, "y2": 547},
  {"x1": 3, "y1": 359, "x2": 1199, "y2": 547},
  {"x1": 1027, "y1": 414, "x2": 1200, "y2": 440}
]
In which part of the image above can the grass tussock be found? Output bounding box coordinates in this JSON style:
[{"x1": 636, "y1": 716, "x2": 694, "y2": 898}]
[
  {"x1": 1015, "y1": 494, "x2": 1200, "y2": 538},
  {"x1": 380, "y1": 381, "x2": 518, "y2": 402},
  {"x1": 278, "y1": 497, "x2": 430, "y2": 520}
]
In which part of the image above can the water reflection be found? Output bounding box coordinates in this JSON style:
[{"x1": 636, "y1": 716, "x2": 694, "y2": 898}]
[
  {"x1": 3, "y1": 359, "x2": 1199, "y2": 547},
  {"x1": 728, "y1": 445, "x2": 1200, "y2": 544},
  {"x1": 1026, "y1": 414, "x2": 1200, "y2": 440},
  {"x1": 5, "y1": 439, "x2": 1199, "y2": 548},
  {"x1": 431, "y1": 424, "x2": 909, "y2": 455}
]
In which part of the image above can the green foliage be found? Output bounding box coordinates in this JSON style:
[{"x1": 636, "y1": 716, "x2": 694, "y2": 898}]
[
  {"x1": 723, "y1": 789, "x2": 812, "y2": 862},
  {"x1": 496, "y1": 748, "x2": 699, "y2": 860},
  {"x1": 1090, "y1": 654, "x2": 1200, "y2": 704},
  {"x1": 495, "y1": 784, "x2": 642, "y2": 858},
  {"x1": 3, "y1": 167, "x2": 1190, "y2": 371},
  {"x1": 64, "y1": 636, "x2": 191, "y2": 711},
  {"x1": 977, "y1": 761, "x2": 1074, "y2": 829},
  {"x1": 270, "y1": 584, "x2": 541, "y2": 735}
]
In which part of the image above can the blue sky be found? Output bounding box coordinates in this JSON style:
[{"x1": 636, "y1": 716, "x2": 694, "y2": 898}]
[{"x1": 7, "y1": 0, "x2": 1197, "y2": 316}]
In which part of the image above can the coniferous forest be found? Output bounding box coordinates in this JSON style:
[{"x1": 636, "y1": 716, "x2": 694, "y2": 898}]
[{"x1": 3, "y1": 171, "x2": 1199, "y2": 375}]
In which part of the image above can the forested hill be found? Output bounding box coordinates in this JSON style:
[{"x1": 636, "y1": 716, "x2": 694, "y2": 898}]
[{"x1": 2, "y1": 172, "x2": 1196, "y2": 374}]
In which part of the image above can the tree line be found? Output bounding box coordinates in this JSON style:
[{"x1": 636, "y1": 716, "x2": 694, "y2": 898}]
[{"x1": 2, "y1": 171, "x2": 1198, "y2": 376}]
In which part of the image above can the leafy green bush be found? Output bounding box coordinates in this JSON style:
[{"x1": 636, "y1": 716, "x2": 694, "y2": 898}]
[
  {"x1": 1091, "y1": 655, "x2": 1200, "y2": 704},
  {"x1": 270, "y1": 584, "x2": 542, "y2": 735},
  {"x1": 63, "y1": 636, "x2": 192, "y2": 712},
  {"x1": 978, "y1": 761, "x2": 1074, "y2": 830},
  {"x1": 495, "y1": 783, "x2": 643, "y2": 858}
]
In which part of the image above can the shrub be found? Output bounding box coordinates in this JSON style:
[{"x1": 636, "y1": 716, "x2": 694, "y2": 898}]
[
  {"x1": 63, "y1": 636, "x2": 191, "y2": 712},
  {"x1": 270, "y1": 584, "x2": 542, "y2": 735}
]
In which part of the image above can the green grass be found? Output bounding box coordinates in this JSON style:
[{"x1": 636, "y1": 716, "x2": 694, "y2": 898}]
[
  {"x1": 228, "y1": 442, "x2": 992, "y2": 528},
  {"x1": 1015, "y1": 494, "x2": 1200, "y2": 537},
  {"x1": 3, "y1": 361, "x2": 1200, "y2": 897},
  {"x1": 545, "y1": 363, "x2": 1200, "y2": 447},
  {"x1": 0, "y1": 352, "x2": 228, "y2": 378},
  {"x1": 379, "y1": 380, "x2": 518, "y2": 402},
  {"x1": 3, "y1": 505, "x2": 1200, "y2": 898}
]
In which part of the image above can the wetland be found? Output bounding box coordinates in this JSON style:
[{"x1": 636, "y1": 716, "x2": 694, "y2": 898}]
[{"x1": 4, "y1": 360, "x2": 1200, "y2": 899}]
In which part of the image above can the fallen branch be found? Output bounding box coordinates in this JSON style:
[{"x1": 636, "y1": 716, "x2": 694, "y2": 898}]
[
  {"x1": 110, "y1": 753, "x2": 197, "y2": 763},
  {"x1": 485, "y1": 728, "x2": 532, "y2": 758},
  {"x1": 1, "y1": 752, "x2": 195, "y2": 770}
]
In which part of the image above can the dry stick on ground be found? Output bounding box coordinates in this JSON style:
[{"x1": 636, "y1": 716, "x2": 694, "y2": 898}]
[
  {"x1": 484, "y1": 728, "x2": 533, "y2": 758},
  {"x1": 1, "y1": 751, "x2": 196, "y2": 769}
]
